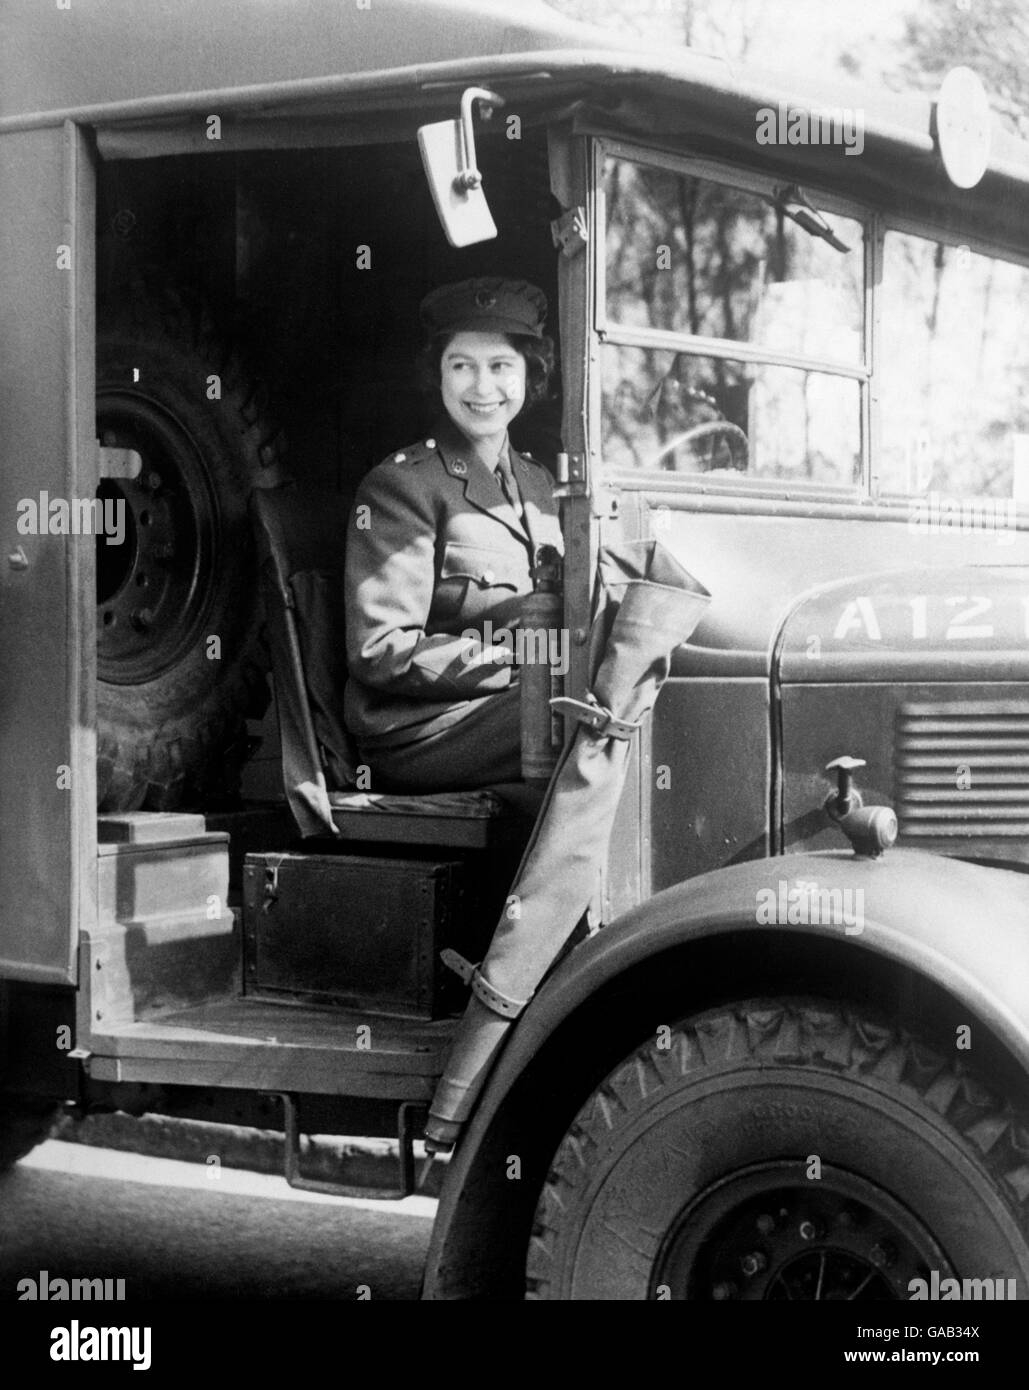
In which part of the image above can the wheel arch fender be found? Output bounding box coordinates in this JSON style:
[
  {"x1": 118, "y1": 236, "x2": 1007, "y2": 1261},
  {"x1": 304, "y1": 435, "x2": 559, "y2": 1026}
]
[{"x1": 423, "y1": 848, "x2": 1029, "y2": 1299}]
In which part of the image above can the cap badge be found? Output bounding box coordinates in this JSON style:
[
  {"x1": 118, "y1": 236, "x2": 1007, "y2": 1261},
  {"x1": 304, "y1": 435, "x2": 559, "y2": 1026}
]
[
  {"x1": 474, "y1": 290, "x2": 497, "y2": 309},
  {"x1": 451, "y1": 460, "x2": 468, "y2": 475}
]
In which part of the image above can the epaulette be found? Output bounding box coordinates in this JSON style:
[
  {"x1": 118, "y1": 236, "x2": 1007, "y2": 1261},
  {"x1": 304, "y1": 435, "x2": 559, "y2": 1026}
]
[
  {"x1": 388, "y1": 437, "x2": 438, "y2": 465},
  {"x1": 515, "y1": 447, "x2": 552, "y2": 473}
]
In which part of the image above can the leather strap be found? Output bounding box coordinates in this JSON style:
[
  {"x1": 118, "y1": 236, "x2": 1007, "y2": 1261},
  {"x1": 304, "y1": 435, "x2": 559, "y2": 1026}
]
[
  {"x1": 440, "y1": 949, "x2": 528, "y2": 1020},
  {"x1": 550, "y1": 695, "x2": 641, "y2": 741},
  {"x1": 471, "y1": 971, "x2": 527, "y2": 1020},
  {"x1": 440, "y1": 948, "x2": 475, "y2": 985}
]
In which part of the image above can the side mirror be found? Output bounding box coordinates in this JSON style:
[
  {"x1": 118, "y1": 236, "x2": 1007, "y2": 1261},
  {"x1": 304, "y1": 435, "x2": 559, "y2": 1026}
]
[{"x1": 418, "y1": 87, "x2": 504, "y2": 247}]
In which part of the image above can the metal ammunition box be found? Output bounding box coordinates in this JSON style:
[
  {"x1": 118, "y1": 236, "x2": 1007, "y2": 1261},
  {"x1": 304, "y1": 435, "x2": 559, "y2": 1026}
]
[{"x1": 242, "y1": 851, "x2": 487, "y2": 1018}]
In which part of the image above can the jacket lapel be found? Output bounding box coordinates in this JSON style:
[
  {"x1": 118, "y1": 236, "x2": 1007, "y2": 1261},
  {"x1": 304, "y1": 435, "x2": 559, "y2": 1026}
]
[
  {"x1": 464, "y1": 458, "x2": 528, "y2": 544},
  {"x1": 434, "y1": 421, "x2": 531, "y2": 547}
]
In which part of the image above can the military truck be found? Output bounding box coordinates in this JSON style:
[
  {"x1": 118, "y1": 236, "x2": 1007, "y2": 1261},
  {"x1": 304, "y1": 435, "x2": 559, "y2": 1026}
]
[{"x1": 3, "y1": 0, "x2": 1029, "y2": 1300}]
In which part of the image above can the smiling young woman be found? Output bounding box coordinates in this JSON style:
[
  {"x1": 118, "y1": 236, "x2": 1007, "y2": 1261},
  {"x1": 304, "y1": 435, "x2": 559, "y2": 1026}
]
[
  {"x1": 342, "y1": 278, "x2": 562, "y2": 792},
  {"x1": 439, "y1": 333, "x2": 526, "y2": 452}
]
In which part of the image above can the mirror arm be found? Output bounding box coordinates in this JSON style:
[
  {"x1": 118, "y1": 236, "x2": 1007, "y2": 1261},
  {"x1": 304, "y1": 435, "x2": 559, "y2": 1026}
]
[{"x1": 455, "y1": 86, "x2": 505, "y2": 191}]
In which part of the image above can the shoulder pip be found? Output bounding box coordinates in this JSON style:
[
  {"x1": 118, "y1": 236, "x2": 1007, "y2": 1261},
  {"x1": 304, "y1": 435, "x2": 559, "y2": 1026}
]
[{"x1": 389, "y1": 437, "x2": 439, "y2": 467}]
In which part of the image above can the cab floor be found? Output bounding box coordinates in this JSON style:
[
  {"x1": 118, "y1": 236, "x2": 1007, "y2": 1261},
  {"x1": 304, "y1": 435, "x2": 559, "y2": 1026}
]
[{"x1": 84, "y1": 994, "x2": 456, "y2": 1100}]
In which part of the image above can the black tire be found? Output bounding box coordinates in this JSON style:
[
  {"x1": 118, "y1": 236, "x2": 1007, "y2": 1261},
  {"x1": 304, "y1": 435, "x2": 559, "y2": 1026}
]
[
  {"x1": 527, "y1": 998, "x2": 1029, "y2": 1300},
  {"x1": 0, "y1": 1099, "x2": 59, "y2": 1173},
  {"x1": 96, "y1": 295, "x2": 285, "y2": 810}
]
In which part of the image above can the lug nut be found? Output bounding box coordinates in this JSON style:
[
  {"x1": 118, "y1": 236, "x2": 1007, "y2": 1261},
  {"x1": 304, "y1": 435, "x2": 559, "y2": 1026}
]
[
  {"x1": 147, "y1": 471, "x2": 162, "y2": 491},
  {"x1": 711, "y1": 1281, "x2": 737, "y2": 1300},
  {"x1": 130, "y1": 608, "x2": 153, "y2": 632},
  {"x1": 756, "y1": 1213, "x2": 776, "y2": 1235},
  {"x1": 870, "y1": 1242, "x2": 896, "y2": 1269},
  {"x1": 741, "y1": 1251, "x2": 767, "y2": 1278},
  {"x1": 799, "y1": 1219, "x2": 822, "y2": 1242}
]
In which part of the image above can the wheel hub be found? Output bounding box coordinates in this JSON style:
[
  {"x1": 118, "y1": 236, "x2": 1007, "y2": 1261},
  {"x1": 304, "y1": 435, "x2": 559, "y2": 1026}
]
[
  {"x1": 654, "y1": 1162, "x2": 952, "y2": 1300},
  {"x1": 96, "y1": 393, "x2": 216, "y2": 685}
]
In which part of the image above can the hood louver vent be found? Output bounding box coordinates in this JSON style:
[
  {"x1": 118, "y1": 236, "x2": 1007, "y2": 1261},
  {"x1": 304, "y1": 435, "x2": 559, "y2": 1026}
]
[{"x1": 896, "y1": 701, "x2": 1029, "y2": 852}]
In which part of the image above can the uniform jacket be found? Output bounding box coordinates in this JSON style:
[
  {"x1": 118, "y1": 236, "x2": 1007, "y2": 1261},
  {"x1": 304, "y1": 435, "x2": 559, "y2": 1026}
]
[{"x1": 344, "y1": 419, "x2": 563, "y2": 747}]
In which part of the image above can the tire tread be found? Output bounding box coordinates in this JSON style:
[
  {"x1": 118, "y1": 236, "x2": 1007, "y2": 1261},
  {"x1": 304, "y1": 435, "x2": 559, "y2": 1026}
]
[
  {"x1": 97, "y1": 288, "x2": 284, "y2": 811},
  {"x1": 527, "y1": 998, "x2": 1029, "y2": 1299}
]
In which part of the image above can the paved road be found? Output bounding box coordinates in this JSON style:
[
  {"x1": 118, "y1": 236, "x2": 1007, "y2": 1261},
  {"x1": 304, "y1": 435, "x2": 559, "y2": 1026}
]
[{"x1": 0, "y1": 1141, "x2": 435, "y2": 1301}]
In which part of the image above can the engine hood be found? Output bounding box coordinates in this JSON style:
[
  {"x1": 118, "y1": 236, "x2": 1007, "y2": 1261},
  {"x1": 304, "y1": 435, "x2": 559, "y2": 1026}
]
[{"x1": 777, "y1": 564, "x2": 1029, "y2": 684}]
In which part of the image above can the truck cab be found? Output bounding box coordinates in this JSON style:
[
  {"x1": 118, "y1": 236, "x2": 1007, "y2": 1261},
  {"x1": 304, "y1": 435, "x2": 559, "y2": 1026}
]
[{"x1": 2, "y1": 0, "x2": 1029, "y2": 1301}]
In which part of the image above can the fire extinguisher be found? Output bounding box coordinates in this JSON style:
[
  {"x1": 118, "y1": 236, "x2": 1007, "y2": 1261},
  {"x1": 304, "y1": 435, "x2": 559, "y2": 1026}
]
[{"x1": 520, "y1": 544, "x2": 563, "y2": 784}]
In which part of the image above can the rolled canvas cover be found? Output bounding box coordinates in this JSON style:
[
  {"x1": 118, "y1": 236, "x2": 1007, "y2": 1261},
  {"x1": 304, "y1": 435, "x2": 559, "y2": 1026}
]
[{"x1": 427, "y1": 540, "x2": 711, "y2": 1143}]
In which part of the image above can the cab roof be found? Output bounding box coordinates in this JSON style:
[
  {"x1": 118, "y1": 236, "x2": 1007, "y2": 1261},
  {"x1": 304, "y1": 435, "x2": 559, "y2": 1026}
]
[{"x1": 3, "y1": 0, "x2": 1026, "y2": 253}]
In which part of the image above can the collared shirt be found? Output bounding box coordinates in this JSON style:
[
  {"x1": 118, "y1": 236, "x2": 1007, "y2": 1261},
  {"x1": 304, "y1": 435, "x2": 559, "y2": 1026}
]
[{"x1": 467, "y1": 432, "x2": 510, "y2": 474}]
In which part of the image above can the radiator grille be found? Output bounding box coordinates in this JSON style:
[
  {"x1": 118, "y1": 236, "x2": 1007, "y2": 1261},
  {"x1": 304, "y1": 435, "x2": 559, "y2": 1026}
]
[{"x1": 896, "y1": 701, "x2": 1029, "y2": 843}]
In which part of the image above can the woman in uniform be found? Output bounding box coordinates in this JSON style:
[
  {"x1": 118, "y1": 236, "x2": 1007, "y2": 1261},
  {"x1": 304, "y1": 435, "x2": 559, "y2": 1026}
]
[{"x1": 343, "y1": 277, "x2": 562, "y2": 791}]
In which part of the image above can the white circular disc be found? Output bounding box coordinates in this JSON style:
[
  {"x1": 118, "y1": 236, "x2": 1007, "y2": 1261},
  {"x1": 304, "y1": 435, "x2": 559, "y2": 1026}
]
[{"x1": 935, "y1": 66, "x2": 992, "y2": 189}]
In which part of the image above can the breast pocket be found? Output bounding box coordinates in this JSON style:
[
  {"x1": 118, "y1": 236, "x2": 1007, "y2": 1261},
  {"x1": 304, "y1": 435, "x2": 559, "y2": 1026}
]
[{"x1": 435, "y1": 541, "x2": 528, "y2": 623}]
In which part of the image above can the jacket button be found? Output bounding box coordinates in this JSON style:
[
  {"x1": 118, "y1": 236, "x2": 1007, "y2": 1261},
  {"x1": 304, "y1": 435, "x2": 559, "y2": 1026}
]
[
  {"x1": 482, "y1": 569, "x2": 496, "y2": 584},
  {"x1": 393, "y1": 452, "x2": 406, "y2": 463},
  {"x1": 425, "y1": 438, "x2": 436, "y2": 449}
]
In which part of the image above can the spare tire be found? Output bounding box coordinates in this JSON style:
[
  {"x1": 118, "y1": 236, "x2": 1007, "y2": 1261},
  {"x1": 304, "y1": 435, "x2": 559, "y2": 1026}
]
[{"x1": 96, "y1": 296, "x2": 286, "y2": 811}]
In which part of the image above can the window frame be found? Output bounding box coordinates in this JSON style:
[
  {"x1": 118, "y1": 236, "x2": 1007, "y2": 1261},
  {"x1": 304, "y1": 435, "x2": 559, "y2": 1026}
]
[{"x1": 593, "y1": 137, "x2": 874, "y2": 498}]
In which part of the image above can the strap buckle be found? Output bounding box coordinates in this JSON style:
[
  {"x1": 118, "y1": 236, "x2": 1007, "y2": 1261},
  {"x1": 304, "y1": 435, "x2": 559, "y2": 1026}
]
[{"x1": 550, "y1": 695, "x2": 640, "y2": 741}]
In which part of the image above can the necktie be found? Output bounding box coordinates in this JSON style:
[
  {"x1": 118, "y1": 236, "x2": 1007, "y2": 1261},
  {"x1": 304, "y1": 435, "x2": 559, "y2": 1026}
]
[{"x1": 495, "y1": 451, "x2": 524, "y2": 521}]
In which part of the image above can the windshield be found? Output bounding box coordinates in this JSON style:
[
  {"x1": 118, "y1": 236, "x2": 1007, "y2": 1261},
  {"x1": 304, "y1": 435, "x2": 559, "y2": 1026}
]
[{"x1": 879, "y1": 232, "x2": 1029, "y2": 501}]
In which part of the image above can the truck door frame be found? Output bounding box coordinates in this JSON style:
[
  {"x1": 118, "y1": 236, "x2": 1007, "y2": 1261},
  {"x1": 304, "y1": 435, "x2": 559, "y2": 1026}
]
[{"x1": 0, "y1": 119, "x2": 97, "y2": 985}]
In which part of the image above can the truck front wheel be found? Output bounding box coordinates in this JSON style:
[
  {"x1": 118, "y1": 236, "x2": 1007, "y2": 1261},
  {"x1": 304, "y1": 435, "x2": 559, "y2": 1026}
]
[{"x1": 526, "y1": 998, "x2": 1029, "y2": 1299}]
